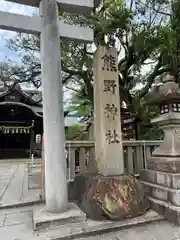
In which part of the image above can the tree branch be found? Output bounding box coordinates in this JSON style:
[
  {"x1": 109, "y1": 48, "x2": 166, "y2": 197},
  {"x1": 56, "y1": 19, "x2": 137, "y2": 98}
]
[
  {"x1": 137, "y1": 56, "x2": 171, "y2": 99},
  {"x1": 62, "y1": 74, "x2": 73, "y2": 84}
]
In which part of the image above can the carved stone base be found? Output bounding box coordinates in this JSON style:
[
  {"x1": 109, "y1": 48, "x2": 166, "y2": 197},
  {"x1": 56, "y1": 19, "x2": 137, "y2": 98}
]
[
  {"x1": 140, "y1": 169, "x2": 180, "y2": 225},
  {"x1": 149, "y1": 197, "x2": 180, "y2": 225},
  {"x1": 74, "y1": 174, "x2": 149, "y2": 221},
  {"x1": 140, "y1": 169, "x2": 180, "y2": 189},
  {"x1": 147, "y1": 156, "x2": 180, "y2": 173}
]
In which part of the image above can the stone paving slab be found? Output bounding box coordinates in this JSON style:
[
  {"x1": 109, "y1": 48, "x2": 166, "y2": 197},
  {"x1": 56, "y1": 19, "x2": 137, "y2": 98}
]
[
  {"x1": 1, "y1": 164, "x2": 25, "y2": 204},
  {"x1": 0, "y1": 179, "x2": 11, "y2": 186},
  {"x1": 0, "y1": 215, "x2": 5, "y2": 227},
  {"x1": 0, "y1": 163, "x2": 40, "y2": 206},
  {"x1": 0, "y1": 206, "x2": 32, "y2": 215},
  {"x1": 0, "y1": 223, "x2": 41, "y2": 240},
  {"x1": 22, "y1": 176, "x2": 29, "y2": 197},
  {"x1": 0, "y1": 167, "x2": 17, "y2": 182},
  {"x1": 0, "y1": 188, "x2": 7, "y2": 198},
  {"x1": 23, "y1": 189, "x2": 41, "y2": 202},
  {"x1": 5, "y1": 211, "x2": 32, "y2": 226},
  {"x1": 28, "y1": 173, "x2": 41, "y2": 190},
  {"x1": 0, "y1": 167, "x2": 8, "y2": 177},
  {"x1": 78, "y1": 221, "x2": 180, "y2": 240}
]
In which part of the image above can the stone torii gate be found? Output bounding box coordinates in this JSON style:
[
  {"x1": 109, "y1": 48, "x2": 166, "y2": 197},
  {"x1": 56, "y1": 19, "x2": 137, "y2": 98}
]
[{"x1": 0, "y1": 0, "x2": 100, "y2": 214}]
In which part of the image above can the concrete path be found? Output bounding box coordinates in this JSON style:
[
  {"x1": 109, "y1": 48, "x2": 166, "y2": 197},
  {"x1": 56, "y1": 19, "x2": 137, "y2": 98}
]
[
  {"x1": 0, "y1": 205, "x2": 42, "y2": 240},
  {"x1": 0, "y1": 162, "x2": 180, "y2": 240},
  {"x1": 82, "y1": 221, "x2": 180, "y2": 240},
  {"x1": 0, "y1": 205, "x2": 180, "y2": 240},
  {"x1": 0, "y1": 162, "x2": 40, "y2": 205}
]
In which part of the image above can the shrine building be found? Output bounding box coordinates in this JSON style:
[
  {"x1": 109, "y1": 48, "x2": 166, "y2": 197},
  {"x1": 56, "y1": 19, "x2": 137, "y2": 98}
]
[
  {"x1": 0, "y1": 83, "x2": 74, "y2": 159},
  {"x1": 0, "y1": 83, "x2": 42, "y2": 159}
]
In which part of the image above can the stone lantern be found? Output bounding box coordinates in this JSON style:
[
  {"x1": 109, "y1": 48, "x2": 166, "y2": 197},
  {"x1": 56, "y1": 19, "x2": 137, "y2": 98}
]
[
  {"x1": 145, "y1": 74, "x2": 180, "y2": 172},
  {"x1": 140, "y1": 73, "x2": 180, "y2": 224}
]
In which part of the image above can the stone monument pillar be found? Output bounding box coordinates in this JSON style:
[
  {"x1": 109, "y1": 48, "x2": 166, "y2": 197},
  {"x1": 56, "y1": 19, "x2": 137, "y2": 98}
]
[
  {"x1": 73, "y1": 46, "x2": 148, "y2": 221},
  {"x1": 140, "y1": 74, "x2": 180, "y2": 224},
  {"x1": 93, "y1": 46, "x2": 124, "y2": 175}
]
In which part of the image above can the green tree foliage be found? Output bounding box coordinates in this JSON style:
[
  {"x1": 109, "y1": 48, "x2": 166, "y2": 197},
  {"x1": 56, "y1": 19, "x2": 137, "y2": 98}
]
[
  {"x1": 68, "y1": 88, "x2": 93, "y2": 121},
  {"x1": 65, "y1": 124, "x2": 84, "y2": 140},
  {"x1": 0, "y1": 0, "x2": 179, "y2": 139}
]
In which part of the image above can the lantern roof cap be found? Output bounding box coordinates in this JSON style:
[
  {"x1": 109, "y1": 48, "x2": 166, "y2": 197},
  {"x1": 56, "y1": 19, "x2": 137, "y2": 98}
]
[
  {"x1": 163, "y1": 74, "x2": 176, "y2": 83},
  {"x1": 144, "y1": 73, "x2": 180, "y2": 105}
]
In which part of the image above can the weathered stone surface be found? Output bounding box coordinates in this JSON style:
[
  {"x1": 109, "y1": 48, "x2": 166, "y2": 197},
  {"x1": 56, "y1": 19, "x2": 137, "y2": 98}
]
[
  {"x1": 74, "y1": 173, "x2": 99, "y2": 202},
  {"x1": 140, "y1": 169, "x2": 180, "y2": 189},
  {"x1": 149, "y1": 196, "x2": 180, "y2": 225},
  {"x1": 147, "y1": 157, "x2": 180, "y2": 173},
  {"x1": 33, "y1": 203, "x2": 86, "y2": 231},
  {"x1": 79, "y1": 175, "x2": 149, "y2": 221},
  {"x1": 140, "y1": 74, "x2": 180, "y2": 225},
  {"x1": 93, "y1": 46, "x2": 124, "y2": 176},
  {"x1": 142, "y1": 180, "x2": 180, "y2": 206}
]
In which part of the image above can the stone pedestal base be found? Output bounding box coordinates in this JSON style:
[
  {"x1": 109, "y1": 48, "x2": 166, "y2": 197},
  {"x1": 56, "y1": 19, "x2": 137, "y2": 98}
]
[
  {"x1": 147, "y1": 156, "x2": 180, "y2": 173},
  {"x1": 140, "y1": 169, "x2": 180, "y2": 224},
  {"x1": 35, "y1": 210, "x2": 163, "y2": 239},
  {"x1": 33, "y1": 202, "x2": 86, "y2": 230}
]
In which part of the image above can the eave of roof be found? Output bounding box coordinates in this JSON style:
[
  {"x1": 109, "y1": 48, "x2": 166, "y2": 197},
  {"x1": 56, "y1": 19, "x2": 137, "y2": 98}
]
[{"x1": 0, "y1": 86, "x2": 42, "y2": 107}]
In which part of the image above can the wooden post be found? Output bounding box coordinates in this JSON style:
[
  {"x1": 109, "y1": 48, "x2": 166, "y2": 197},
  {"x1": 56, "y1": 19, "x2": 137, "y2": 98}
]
[{"x1": 29, "y1": 120, "x2": 34, "y2": 159}]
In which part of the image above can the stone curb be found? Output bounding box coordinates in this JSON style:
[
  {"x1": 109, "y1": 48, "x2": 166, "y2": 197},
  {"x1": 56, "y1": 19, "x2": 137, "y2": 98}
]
[
  {"x1": 36, "y1": 211, "x2": 165, "y2": 240},
  {"x1": 0, "y1": 199, "x2": 45, "y2": 209},
  {"x1": 60, "y1": 217, "x2": 164, "y2": 240}
]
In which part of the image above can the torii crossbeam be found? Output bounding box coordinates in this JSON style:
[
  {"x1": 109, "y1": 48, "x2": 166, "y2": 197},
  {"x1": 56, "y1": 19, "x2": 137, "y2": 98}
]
[
  {"x1": 0, "y1": 11, "x2": 93, "y2": 42},
  {"x1": 6, "y1": 0, "x2": 101, "y2": 11}
]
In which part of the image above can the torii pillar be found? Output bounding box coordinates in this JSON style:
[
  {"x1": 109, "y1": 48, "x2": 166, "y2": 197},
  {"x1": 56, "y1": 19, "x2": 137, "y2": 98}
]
[{"x1": 40, "y1": 0, "x2": 68, "y2": 213}]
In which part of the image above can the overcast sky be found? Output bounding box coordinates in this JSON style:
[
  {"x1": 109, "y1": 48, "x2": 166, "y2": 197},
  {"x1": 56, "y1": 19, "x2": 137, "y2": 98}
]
[{"x1": 0, "y1": 0, "x2": 38, "y2": 62}]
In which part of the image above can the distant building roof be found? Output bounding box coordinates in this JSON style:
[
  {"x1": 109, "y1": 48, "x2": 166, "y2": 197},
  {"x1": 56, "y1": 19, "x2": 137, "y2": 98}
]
[
  {"x1": 0, "y1": 83, "x2": 42, "y2": 106},
  {"x1": 0, "y1": 83, "x2": 79, "y2": 127}
]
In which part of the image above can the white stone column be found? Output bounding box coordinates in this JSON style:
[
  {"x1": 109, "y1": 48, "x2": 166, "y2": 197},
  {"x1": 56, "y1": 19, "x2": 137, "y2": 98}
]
[
  {"x1": 94, "y1": 46, "x2": 124, "y2": 176},
  {"x1": 40, "y1": 0, "x2": 68, "y2": 213}
]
